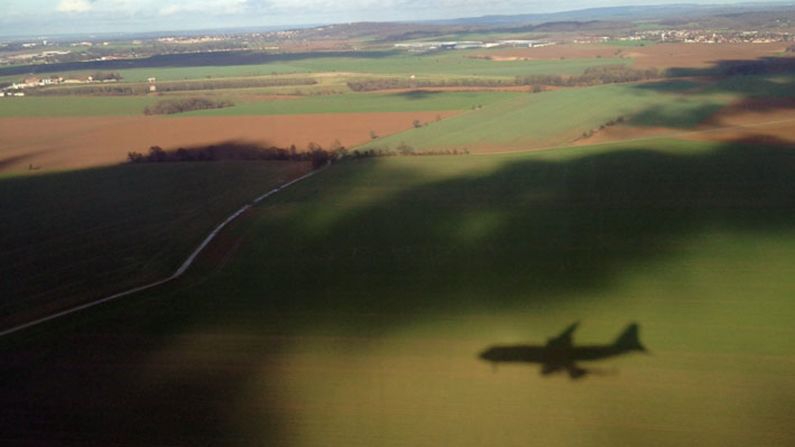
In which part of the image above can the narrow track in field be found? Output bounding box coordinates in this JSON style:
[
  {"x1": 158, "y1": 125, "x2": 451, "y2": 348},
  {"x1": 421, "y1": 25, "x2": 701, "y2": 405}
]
[{"x1": 0, "y1": 164, "x2": 329, "y2": 338}]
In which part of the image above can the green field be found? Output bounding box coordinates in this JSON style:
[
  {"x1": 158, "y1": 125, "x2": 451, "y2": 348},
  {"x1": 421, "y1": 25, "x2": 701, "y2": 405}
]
[
  {"x1": 110, "y1": 63, "x2": 312, "y2": 82},
  {"x1": 188, "y1": 91, "x2": 519, "y2": 116},
  {"x1": 0, "y1": 161, "x2": 309, "y2": 327},
  {"x1": 286, "y1": 52, "x2": 628, "y2": 78},
  {"x1": 128, "y1": 53, "x2": 625, "y2": 81},
  {"x1": 2, "y1": 137, "x2": 794, "y2": 445},
  {"x1": 0, "y1": 91, "x2": 517, "y2": 117},
  {"x1": 0, "y1": 95, "x2": 157, "y2": 117},
  {"x1": 360, "y1": 83, "x2": 730, "y2": 151},
  {"x1": 2, "y1": 52, "x2": 627, "y2": 84}
]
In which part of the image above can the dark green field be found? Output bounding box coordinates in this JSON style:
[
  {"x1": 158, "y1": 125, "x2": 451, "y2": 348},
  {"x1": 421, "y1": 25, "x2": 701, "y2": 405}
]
[
  {"x1": 2, "y1": 137, "x2": 794, "y2": 446},
  {"x1": 0, "y1": 161, "x2": 310, "y2": 327}
]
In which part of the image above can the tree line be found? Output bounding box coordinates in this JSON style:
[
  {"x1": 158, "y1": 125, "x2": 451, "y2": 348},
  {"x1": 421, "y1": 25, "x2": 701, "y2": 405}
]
[
  {"x1": 128, "y1": 142, "x2": 334, "y2": 168},
  {"x1": 143, "y1": 97, "x2": 234, "y2": 115},
  {"x1": 128, "y1": 140, "x2": 468, "y2": 169},
  {"x1": 347, "y1": 77, "x2": 513, "y2": 92},
  {"x1": 516, "y1": 65, "x2": 661, "y2": 87},
  {"x1": 349, "y1": 141, "x2": 469, "y2": 158},
  {"x1": 90, "y1": 71, "x2": 123, "y2": 81}
]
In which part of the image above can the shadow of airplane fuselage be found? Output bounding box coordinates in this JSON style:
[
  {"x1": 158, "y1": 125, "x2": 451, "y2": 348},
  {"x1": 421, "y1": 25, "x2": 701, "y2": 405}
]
[{"x1": 479, "y1": 323, "x2": 646, "y2": 379}]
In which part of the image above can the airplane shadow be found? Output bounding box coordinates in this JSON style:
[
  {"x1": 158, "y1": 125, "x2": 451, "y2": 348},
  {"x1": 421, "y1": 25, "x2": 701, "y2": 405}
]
[{"x1": 478, "y1": 322, "x2": 646, "y2": 380}]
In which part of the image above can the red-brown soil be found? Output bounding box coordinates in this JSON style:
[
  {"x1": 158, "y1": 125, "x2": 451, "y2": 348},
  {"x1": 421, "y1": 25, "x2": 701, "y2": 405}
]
[
  {"x1": 626, "y1": 42, "x2": 788, "y2": 69},
  {"x1": 474, "y1": 42, "x2": 787, "y2": 71},
  {"x1": 0, "y1": 111, "x2": 458, "y2": 173}
]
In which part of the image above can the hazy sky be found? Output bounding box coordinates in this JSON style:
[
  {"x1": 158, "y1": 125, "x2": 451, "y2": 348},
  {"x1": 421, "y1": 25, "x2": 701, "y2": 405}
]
[{"x1": 0, "y1": 0, "x2": 782, "y2": 37}]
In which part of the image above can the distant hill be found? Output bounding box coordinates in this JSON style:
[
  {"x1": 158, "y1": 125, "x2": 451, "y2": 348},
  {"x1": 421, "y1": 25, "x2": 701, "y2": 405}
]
[{"x1": 423, "y1": 3, "x2": 795, "y2": 26}]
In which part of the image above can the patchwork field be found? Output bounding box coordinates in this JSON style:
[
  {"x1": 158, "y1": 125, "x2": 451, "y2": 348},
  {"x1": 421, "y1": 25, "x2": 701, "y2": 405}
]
[
  {"x1": 360, "y1": 83, "x2": 731, "y2": 152},
  {"x1": 0, "y1": 51, "x2": 627, "y2": 83},
  {"x1": 0, "y1": 111, "x2": 458, "y2": 173},
  {"x1": 357, "y1": 70, "x2": 795, "y2": 153},
  {"x1": 2, "y1": 138, "x2": 794, "y2": 446},
  {"x1": 2, "y1": 26, "x2": 795, "y2": 447}
]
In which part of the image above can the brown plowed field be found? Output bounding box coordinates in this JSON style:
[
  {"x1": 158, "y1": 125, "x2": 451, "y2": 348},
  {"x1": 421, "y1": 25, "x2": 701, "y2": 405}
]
[
  {"x1": 626, "y1": 42, "x2": 788, "y2": 69},
  {"x1": 0, "y1": 111, "x2": 458, "y2": 174},
  {"x1": 476, "y1": 42, "x2": 787, "y2": 70}
]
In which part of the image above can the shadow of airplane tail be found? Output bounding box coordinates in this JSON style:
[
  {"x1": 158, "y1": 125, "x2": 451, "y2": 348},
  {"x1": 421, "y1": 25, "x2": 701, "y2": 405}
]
[{"x1": 614, "y1": 323, "x2": 646, "y2": 353}]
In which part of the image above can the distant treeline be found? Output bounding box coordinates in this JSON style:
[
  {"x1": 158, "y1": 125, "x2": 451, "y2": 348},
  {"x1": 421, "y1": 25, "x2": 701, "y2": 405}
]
[
  {"x1": 31, "y1": 85, "x2": 139, "y2": 96},
  {"x1": 128, "y1": 142, "x2": 335, "y2": 168},
  {"x1": 91, "y1": 71, "x2": 123, "y2": 81},
  {"x1": 153, "y1": 77, "x2": 316, "y2": 92},
  {"x1": 517, "y1": 65, "x2": 661, "y2": 87},
  {"x1": 31, "y1": 77, "x2": 317, "y2": 96},
  {"x1": 667, "y1": 56, "x2": 795, "y2": 77},
  {"x1": 347, "y1": 78, "x2": 512, "y2": 92},
  {"x1": 579, "y1": 115, "x2": 626, "y2": 139},
  {"x1": 143, "y1": 98, "x2": 234, "y2": 115}
]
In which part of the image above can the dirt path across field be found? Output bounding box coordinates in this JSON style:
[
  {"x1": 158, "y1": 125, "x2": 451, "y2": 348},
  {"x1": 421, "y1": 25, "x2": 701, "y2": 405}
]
[{"x1": 0, "y1": 164, "x2": 329, "y2": 337}]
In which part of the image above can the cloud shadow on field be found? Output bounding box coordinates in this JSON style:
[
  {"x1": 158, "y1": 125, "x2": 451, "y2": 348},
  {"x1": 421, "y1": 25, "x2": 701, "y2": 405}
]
[
  {"x1": 1, "y1": 135, "x2": 795, "y2": 444},
  {"x1": 396, "y1": 90, "x2": 445, "y2": 100},
  {"x1": 628, "y1": 102, "x2": 726, "y2": 128},
  {"x1": 636, "y1": 70, "x2": 795, "y2": 101},
  {"x1": 664, "y1": 56, "x2": 795, "y2": 79},
  {"x1": 0, "y1": 150, "x2": 50, "y2": 172},
  {"x1": 629, "y1": 56, "x2": 795, "y2": 124},
  {"x1": 249, "y1": 136, "x2": 794, "y2": 326}
]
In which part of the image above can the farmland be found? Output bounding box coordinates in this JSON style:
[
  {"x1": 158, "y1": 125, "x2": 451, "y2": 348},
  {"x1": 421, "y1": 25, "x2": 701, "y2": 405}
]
[
  {"x1": 360, "y1": 82, "x2": 731, "y2": 152},
  {"x1": 0, "y1": 112, "x2": 460, "y2": 173},
  {"x1": 0, "y1": 96, "x2": 157, "y2": 117},
  {"x1": 2, "y1": 138, "x2": 794, "y2": 445},
  {"x1": 0, "y1": 50, "x2": 628, "y2": 82},
  {"x1": 3, "y1": 4, "x2": 795, "y2": 446}
]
